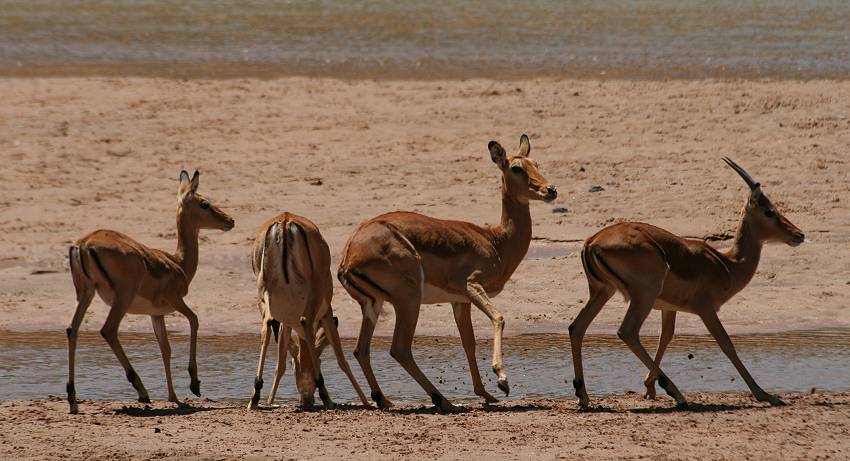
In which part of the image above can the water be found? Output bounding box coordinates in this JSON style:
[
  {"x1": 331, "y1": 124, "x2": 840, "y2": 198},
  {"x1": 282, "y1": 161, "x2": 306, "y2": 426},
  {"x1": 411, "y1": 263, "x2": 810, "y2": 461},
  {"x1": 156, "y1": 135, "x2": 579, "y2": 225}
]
[
  {"x1": 1, "y1": 330, "x2": 848, "y2": 404},
  {"x1": 1, "y1": 1, "x2": 848, "y2": 79}
]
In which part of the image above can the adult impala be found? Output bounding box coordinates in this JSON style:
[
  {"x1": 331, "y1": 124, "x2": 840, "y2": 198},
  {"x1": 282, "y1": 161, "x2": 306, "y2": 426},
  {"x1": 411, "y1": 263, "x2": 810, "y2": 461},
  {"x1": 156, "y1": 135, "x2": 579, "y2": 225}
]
[
  {"x1": 338, "y1": 134, "x2": 557, "y2": 411},
  {"x1": 569, "y1": 157, "x2": 804, "y2": 409},
  {"x1": 247, "y1": 213, "x2": 369, "y2": 410},
  {"x1": 66, "y1": 170, "x2": 234, "y2": 414}
]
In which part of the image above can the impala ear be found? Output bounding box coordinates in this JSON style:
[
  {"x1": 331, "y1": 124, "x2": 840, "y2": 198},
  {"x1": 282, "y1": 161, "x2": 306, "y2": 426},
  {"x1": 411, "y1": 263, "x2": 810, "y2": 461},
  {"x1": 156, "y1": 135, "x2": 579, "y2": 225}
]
[
  {"x1": 190, "y1": 170, "x2": 200, "y2": 193},
  {"x1": 178, "y1": 170, "x2": 192, "y2": 197},
  {"x1": 517, "y1": 134, "x2": 531, "y2": 157},
  {"x1": 488, "y1": 141, "x2": 507, "y2": 168}
]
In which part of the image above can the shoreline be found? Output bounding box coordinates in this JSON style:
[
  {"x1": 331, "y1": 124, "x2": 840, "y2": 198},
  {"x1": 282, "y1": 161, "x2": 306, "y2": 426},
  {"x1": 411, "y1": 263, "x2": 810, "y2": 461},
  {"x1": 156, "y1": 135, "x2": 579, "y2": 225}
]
[
  {"x1": 4, "y1": 63, "x2": 850, "y2": 82},
  {"x1": 2, "y1": 392, "x2": 848, "y2": 459}
]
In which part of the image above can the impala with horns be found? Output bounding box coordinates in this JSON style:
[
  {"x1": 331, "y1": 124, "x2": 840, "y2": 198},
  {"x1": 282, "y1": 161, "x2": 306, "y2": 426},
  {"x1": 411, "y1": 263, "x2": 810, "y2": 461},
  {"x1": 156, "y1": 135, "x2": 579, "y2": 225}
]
[
  {"x1": 248, "y1": 213, "x2": 369, "y2": 410},
  {"x1": 66, "y1": 170, "x2": 234, "y2": 414},
  {"x1": 569, "y1": 157, "x2": 804, "y2": 409},
  {"x1": 338, "y1": 134, "x2": 557, "y2": 411}
]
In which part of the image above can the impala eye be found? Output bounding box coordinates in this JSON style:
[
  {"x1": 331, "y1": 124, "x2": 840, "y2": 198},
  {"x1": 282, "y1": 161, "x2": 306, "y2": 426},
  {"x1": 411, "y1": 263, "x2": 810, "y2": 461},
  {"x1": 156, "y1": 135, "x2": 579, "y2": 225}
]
[
  {"x1": 200, "y1": 200, "x2": 210, "y2": 210},
  {"x1": 764, "y1": 209, "x2": 775, "y2": 218},
  {"x1": 510, "y1": 165, "x2": 525, "y2": 174}
]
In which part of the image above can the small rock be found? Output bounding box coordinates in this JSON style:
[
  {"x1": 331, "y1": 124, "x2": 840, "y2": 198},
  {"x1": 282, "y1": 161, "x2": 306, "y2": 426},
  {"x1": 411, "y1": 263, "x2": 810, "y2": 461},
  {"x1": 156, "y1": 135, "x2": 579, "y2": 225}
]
[
  {"x1": 552, "y1": 206, "x2": 569, "y2": 214},
  {"x1": 589, "y1": 185, "x2": 605, "y2": 193},
  {"x1": 687, "y1": 353, "x2": 694, "y2": 360},
  {"x1": 154, "y1": 428, "x2": 161, "y2": 433}
]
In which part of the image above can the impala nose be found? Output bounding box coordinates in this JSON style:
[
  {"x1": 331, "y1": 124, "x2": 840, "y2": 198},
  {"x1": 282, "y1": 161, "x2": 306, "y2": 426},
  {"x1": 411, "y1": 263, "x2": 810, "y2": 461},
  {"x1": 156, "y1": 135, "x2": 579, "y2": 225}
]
[
  {"x1": 545, "y1": 185, "x2": 558, "y2": 202},
  {"x1": 790, "y1": 232, "x2": 805, "y2": 246},
  {"x1": 224, "y1": 218, "x2": 235, "y2": 230}
]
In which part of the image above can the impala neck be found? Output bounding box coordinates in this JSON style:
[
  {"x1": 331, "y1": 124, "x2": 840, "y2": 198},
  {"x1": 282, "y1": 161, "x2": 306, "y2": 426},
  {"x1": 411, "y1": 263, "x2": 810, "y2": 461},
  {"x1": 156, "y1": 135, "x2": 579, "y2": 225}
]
[
  {"x1": 724, "y1": 212, "x2": 763, "y2": 289},
  {"x1": 175, "y1": 210, "x2": 200, "y2": 284},
  {"x1": 493, "y1": 185, "x2": 533, "y2": 271}
]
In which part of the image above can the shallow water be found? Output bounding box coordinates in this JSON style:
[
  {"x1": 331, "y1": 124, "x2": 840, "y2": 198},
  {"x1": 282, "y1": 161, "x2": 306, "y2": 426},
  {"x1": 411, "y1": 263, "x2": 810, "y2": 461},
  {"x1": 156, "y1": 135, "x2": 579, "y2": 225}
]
[
  {"x1": 1, "y1": 0, "x2": 848, "y2": 79},
  {"x1": 1, "y1": 330, "x2": 848, "y2": 405}
]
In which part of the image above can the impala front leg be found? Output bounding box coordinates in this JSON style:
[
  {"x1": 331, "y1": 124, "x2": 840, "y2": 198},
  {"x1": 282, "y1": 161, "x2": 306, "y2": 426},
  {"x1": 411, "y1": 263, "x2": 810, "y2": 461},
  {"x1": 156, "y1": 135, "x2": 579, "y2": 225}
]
[
  {"x1": 466, "y1": 282, "x2": 509, "y2": 396},
  {"x1": 172, "y1": 297, "x2": 201, "y2": 397},
  {"x1": 644, "y1": 310, "x2": 677, "y2": 400},
  {"x1": 699, "y1": 309, "x2": 784, "y2": 406}
]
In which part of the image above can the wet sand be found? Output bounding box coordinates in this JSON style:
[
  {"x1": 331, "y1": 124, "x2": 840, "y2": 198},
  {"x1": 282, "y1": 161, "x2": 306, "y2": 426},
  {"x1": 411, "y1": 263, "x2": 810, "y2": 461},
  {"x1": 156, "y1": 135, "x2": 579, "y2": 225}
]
[
  {"x1": 1, "y1": 77, "x2": 849, "y2": 338},
  {"x1": 2, "y1": 392, "x2": 848, "y2": 460}
]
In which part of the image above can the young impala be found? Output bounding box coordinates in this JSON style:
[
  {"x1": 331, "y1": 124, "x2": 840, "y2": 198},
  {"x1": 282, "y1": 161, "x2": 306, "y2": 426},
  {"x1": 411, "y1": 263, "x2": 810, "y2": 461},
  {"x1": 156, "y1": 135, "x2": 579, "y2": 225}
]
[
  {"x1": 338, "y1": 135, "x2": 557, "y2": 411},
  {"x1": 247, "y1": 213, "x2": 369, "y2": 410},
  {"x1": 66, "y1": 170, "x2": 234, "y2": 414},
  {"x1": 569, "y1": 157, "x2": 804, "y2": 409}
]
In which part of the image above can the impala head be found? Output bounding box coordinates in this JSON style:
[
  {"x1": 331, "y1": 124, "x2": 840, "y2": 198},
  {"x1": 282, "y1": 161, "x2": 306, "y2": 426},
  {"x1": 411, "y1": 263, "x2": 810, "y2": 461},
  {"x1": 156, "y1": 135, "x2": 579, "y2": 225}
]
[
  {"x1": 290, "y1": 325, "x2": 332, "y2": 406},
  {"x1": 489, "y1": 134, "x2": 557, "y2": 204},
  {"x1": 723, "y1": 157, "x2": 804, "y2": 247},
  {"x1": 177, "y1": 170, "x2": 235, "y2": 232}
]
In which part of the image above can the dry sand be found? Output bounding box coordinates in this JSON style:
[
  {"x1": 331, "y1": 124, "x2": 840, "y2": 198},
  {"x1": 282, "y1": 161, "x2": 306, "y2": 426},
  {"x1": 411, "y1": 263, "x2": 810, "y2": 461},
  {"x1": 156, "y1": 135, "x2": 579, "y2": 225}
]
[
  {"x1": 1, "y1": 392, "x2": 848, "y2": 460},
  {"x1": 1, "y1": 77, "x2": 848, "y2": 338},
  {"x1": 2, "y1": 77, "x2": 850, "y2": 460}
]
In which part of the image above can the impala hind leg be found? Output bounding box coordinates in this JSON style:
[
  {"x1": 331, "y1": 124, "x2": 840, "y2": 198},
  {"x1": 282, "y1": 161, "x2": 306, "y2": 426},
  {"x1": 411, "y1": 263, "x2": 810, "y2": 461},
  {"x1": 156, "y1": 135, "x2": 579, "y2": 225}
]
[
  {"x1": 66, "y1": 280, "x2": 95, "y2": 414},
  {"x1": 466, "y1": 283, "x2": 510, "y2": 396},
  {"x1": 618, "y1": 294, "x2": 687, "y2": 409},
  {"x1": 248, "y1": 317, "x2": 273, "y2": 410},
  {"x1": 171, "y1": 298, "x2": 201, "y2": 397},
  {"x1": 267, "y1": 324, "x2": 292, "y2": 406},
  {"x1": 101, "y1": 292, "x2": 150, "y2": 404},
  {"x1": 699, "y1": 309, "x2": 784, "y2": 406},
  {"x1": 644, "y1": 310, "x2": 677, "y2": 400},
  {"x1": 568, "y1": 287, "x2": 614, "y2": 408},
  {"x1": 452, "y1": 302, "x2": 497, "y2": 404},
  {"x1": 151, "y1": 315, "x2": 178, "y2": 403},
  {"x1": 322, "y1": 312, "x2": 371, "y2": 406},
  {"x1": 390, "y1": 299, "x2": 457, "y2": 413},
  {"x1": 353, "y1": 300, "x2": 392, "y2": 409}
]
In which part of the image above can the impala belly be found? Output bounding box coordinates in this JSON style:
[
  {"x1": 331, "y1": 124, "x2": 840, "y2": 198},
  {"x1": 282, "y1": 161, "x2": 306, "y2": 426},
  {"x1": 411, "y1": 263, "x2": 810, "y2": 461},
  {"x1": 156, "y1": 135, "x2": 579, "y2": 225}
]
[
  {"x1": 421, "y1": 284, "x2": 469, "y2": 304},
  {"x1": 95, "y1": 287, "x2": 175, "y2": 316}
]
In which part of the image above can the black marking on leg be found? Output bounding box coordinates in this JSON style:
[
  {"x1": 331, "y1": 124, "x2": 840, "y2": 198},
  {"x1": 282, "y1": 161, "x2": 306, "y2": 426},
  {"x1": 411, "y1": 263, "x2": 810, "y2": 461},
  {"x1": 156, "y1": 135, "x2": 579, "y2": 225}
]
[
  {"x1": 431, "y1": 393, "x2": 443, "y2": 407},
  {"x1": 616, "y1": 330, "x2": 625, "y2": 341},
  {"x1": 190, "y1": 379, "x2": 201, "y2": 397},
  {"x1": 491, "y1": 366, "x2": 498, "y2": 375},
  {"x1": 657, "y1": 374, "x2": 677, "y2": 398},
  {"x1": 268, "y1": 318, "x2": 280, "y2": 343},
  {"x1": 332, "y1": 316, "x2": 339, "y2": 327},
  {"x1": 254, "y1": 377, "x2": 264, "y2": 391},
  {"x1": 66, "y1": 381, "x2": 75, "y2": 399},
  {"x1": 126, "y1": 369, "x2": 140, "y2": 388},
  {"x1": 316, "y1": 374, "x2": 325, "y2": 389},
  {"x1": 371, "y1": 390, "x2": 385, "y2": 406},
  {"x1": 66, "y1": 327, "x2": 73, "y2": 339},
  {"x1": 568, "y1": 323, "x2": 575, "y2": 335},
  {"x1": 572, "y1": 378, "x2": 583, "y2": 392},
  {"x1": 352, "y1": 348, "x2": 360, "y2": 358}
]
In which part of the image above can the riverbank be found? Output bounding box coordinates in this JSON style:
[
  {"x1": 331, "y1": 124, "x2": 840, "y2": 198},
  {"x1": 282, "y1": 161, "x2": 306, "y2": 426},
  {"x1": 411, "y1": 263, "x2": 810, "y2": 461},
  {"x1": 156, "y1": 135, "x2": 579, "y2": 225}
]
[
  {"x1": 2, "y1": 392, "x2": 848, "y2": 460},
  {"x1": 1, "y1": 77, "x2": 848, "y2": 337}
]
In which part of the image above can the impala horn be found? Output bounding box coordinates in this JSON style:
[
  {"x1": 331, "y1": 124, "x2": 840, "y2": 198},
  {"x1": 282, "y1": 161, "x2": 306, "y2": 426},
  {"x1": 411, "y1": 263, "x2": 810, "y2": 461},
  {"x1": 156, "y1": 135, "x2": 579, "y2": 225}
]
[{"x1": 722, "y1": 157, "x2": 760, "y2": 190}]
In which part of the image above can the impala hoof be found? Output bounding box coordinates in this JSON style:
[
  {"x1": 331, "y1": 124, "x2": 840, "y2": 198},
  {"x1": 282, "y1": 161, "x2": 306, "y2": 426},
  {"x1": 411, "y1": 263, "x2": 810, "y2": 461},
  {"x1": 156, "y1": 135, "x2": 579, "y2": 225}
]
[
  {"x1": 497, "y1": 379, "x2": 510, "y2": 396},
  {"x1": 139, "y1": 396, "x2": 151, "y2": 404},
  {"x1": 675, "y1": 401, "x2": 689, "y2": 411},
  {"x1": 763, "y1": 394, "x2": 786, "y2": 407},
  {"x1": 68, "y1": 404, "x2": 79, "y2": 415},
  {"x1": 190, "y1": 380, "x2": 201, "y2": 397}
]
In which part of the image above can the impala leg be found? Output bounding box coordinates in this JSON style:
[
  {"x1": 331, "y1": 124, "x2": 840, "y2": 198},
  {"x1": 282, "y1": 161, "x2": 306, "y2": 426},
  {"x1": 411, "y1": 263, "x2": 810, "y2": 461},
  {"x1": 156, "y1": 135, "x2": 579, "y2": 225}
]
[
  {"x1": 66, "y1": 285, "x2": 95, "y2": 414},
  {"x1": 353, "y1": 300, "x2": 393, "y2": 409},
  {"x1": 101, "y1": 293, "x2": 150, "y2": 403},
  {"x1": 644, "y1": 310, "x2": 677, "y2": 400},
  {"x1": 452, "y1": 302, "x2": 497, "y2": 404},
  {"x1": 248, "y1": 317, "x2": 273, "y2": 410},
  {"x1": 466, "y1": 283, "x2": 510, "y2": 396},
  {"x1": 322, "y1": 312, "x2": 371, "y2": 407},
  {"x1": 151, "y1": 315, "x2": 178, "y2": 403},
  {"x1": 699, "y1": 309, "x2": 784, "y2": 406},
  {"x1": 171, "y1": 298, "x2": 201, "y2": 397},
  {"x1": 299, "y1": 319, "x2": 335, "y2": 410},
  {"x1": 267, "y1": 324, "x2": 291, "y2": 406},
  {"x1": 617, "y1": 295, "x2": 688, "y2": 409},
  {"x1": 568, "y1": 287, "x2": 614, "y2": 408},
  {"x1": 390, "y1": 300, "x2": 457, "y2": 413}
]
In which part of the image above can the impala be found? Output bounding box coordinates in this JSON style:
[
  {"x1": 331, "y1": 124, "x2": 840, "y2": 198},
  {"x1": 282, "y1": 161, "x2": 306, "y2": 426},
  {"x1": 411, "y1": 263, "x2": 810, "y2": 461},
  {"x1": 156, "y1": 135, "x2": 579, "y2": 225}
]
[
  {"x1": 66, "y1": 170, "x2": 234, "y2": 414},
  {"x1": 338, "y1": 134, "x2": 557, "y2": 411},
  {"x1": 569, "y1": 157, "x2": 804, "y2": 409},
  {"x1": 248, "y1": 213, "x2": 369, "y2": 410}
]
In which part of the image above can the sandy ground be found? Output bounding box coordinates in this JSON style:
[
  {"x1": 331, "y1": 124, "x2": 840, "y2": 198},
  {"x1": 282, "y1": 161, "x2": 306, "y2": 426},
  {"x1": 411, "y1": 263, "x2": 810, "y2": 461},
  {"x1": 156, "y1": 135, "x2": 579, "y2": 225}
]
[
  {"x1": 0, "y1": 392, "x2": 847, "y2": 460},
  {"x1": 0, "y1": 78, "x2": 849, "y2": 339}
]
